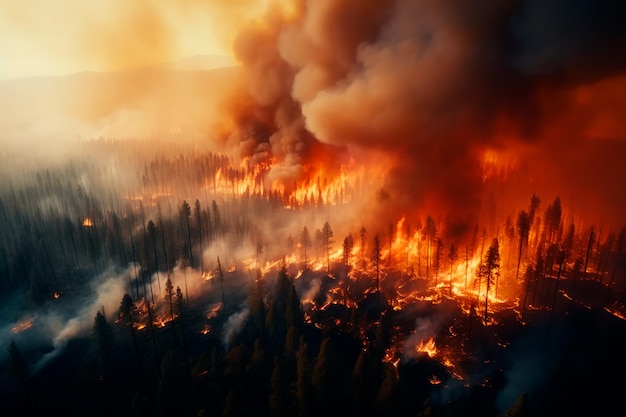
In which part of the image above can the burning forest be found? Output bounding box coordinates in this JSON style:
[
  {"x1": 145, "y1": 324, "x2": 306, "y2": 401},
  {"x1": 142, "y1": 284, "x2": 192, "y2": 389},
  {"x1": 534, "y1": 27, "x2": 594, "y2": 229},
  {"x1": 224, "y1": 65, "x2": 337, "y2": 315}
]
[{"x1": 2, "y1": 1, "x2": 626, "y2": 417}]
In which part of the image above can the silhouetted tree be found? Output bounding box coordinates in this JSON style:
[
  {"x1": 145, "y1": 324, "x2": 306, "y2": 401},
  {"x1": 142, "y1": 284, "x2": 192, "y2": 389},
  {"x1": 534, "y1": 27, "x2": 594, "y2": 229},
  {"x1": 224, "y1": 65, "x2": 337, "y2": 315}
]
[
  {"x1": 342, "y1": 234, "x2": 354, "y2": 267},
  {"x1": 93, "y1": 310, "x2": 115, "y2": 381},
  {"x1": 448, "y1": 243, "x2": 457, "y2": 296},
  {"x1": 7, "y1": 340, "x2": 34, "y2": 415},
  {"x1": 376, "y1": 363, "x2": 398, "y2": 415},
  {"x1": 425, "y1": 216, "x2": 436, "y2": 280},
  {"x1": 516, "y1": 210, "x2": 531, "y2": 281},
  {"x1": 147, "y1": 220, "x2": 161, "y2": 292},
  {"x1": 269, "y1": 358, "x2": 289, "y2": 417},
  {"x1": 180, "y1": 201, "x2": 194, "y2": 269},
  {"x1": 312, "y1": 337, "x2": 339, "y2": 410},
  {"x1": 301, "y1": 227, "x2": 312, "y2": 269},
  {"x1": 372, "y1": 235, "x2": 382, "y2": 292},
  {"x1": 194, "y1": 199, "x2": 204, "y2": 274},
  {"x1": 321, "y1": 222, "x2": 334, "y2": 273},
  {"x1": 296, "y1": 339, "x2": 314, "y2": 417},
  {"x1": 119, "y1": 293, "x2": 142, "y2": 377},
  {"x1": 360, "y1": 226, "x2": 367, "y2": 261},
  {"x1": 478, "y1": 238, "x2": 500, "y2": 324}
]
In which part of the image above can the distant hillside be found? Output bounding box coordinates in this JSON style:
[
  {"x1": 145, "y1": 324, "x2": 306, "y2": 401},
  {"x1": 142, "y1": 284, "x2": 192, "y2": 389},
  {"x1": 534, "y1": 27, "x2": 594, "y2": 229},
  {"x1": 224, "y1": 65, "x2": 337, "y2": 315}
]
[{"x1": 0, "y1": 60, "x2": 244, "y2": 147}]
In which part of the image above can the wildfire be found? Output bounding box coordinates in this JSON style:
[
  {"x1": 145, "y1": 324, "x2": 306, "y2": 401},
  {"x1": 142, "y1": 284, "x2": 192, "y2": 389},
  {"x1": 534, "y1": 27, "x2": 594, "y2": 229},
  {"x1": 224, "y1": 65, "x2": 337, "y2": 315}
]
[
  {"x1": 429, "y1": 375, "x2": 442, "y2": 385},
  {"x1": 604, "y1": 306, "x2": 626, "y2": 321},
  {"x1": 12, "y1": 316, "x2": 35, "y2": 334},
  {"x1": 416, "y1": 337, "x2": 438, "y2": 358},
  {"x1": 82, "y1": 217, "x2": 93, "y2": 227},
  {"x1": 53, "y1": 292, "x2": 60, "y2": 299}
]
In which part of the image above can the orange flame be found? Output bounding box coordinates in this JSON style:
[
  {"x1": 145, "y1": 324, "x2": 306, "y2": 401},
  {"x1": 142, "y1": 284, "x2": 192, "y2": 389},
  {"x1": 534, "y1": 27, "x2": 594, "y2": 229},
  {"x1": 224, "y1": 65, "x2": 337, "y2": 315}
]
[
  {"x1": 12, "y1": 317, "x2": 35, "y2": 334},
  {"x1": 416, "y1": 337, "x2": 438, "y2": 357}
]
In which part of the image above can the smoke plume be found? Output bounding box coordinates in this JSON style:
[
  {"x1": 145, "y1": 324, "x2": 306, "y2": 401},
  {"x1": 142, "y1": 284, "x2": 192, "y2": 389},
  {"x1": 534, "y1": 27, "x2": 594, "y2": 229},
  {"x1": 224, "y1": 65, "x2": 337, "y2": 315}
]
[{"x1": 224, "y1": 0, "x2": 626, "y2": 232}]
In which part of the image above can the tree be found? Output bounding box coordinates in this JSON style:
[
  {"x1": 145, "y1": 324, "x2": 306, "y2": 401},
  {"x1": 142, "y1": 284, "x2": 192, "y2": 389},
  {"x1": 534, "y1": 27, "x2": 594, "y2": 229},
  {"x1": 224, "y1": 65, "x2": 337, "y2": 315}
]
[
  {"x1": 372, "y1": 235, "x2": 382, "y2": 292},
  {"x1": 360, "y1": 226, "x2": 367, "y2": 260},
  {"x1": 164, "y1": 277, "x2": 175, "y2": 321},
  {"x1": 301, "y1": 227, "x2": 311, "y2": 269},
  {"x1": 477, "y1": 238, "x2": 500, "y2": 324},
  {"x1": 433, "y1": 238, "x2": 443, "y2": 285},
  {"x1": 147, "y1": 220, "x2": 161, "y2": 292},
  {"x1": 516, "y1": 211, "x2": 531, "y2": 281},
  {"x1": 546, "y1": 196, "x2": 562, "y2": 244},
  {"x1": 424, "y1": 216, "x2": 436, "y2": 280},
  {"x1": 376, "y1": 363, "x2": 398, "y2": 415},
  {"x1": 448, "y1": 243, "x2": 457, "y2": 296},
  {"x1": 93, "y1": 310, "x2": 115, "y2": 380},
  {"x1": 583, "y1": 227, "x2": 595, "y2": 281},
  {"x1": 312, "y1": 337, "x2": 339, "y2": 409},
  {"x1": 119, "y1": 293, "x2": 142, "y2": 376},
  {"x1": 176, "y1": 286, "x2": 190, "y2": 378},
  {"x1": 295, "y1": 340, "x2": 313, "y2": 417},
  {"x1": 194, "y1": 199, "x2": 204, "y2": 274},
  {"x1": 7, "y1": 340, "x2": 34, "y2": 415},
  {"x1": 387, "y1": 221, "x2": 394, "y2": 266},
  {"x1": 180, "y1": 200, "x2": 194, "y2": 268},
  {"x1": 321, "y1": 222, "x2": 334, "y2": 273},
  {"x1": 269, "y1": 359, "x2": 289, "y2": 417},
  {"x1": 528, "y1": 194, "x2": 541, "y2": 250},
  {"x1": 342, "y1": 234, "x2": 354, "y2": 267}
]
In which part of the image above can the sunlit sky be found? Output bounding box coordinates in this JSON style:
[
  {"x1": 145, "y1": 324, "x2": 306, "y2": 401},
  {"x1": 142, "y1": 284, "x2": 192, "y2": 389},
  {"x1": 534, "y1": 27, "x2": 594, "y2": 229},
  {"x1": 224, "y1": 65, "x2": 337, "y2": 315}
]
[{"x1": 0, "y1": 0, "x2": 263, "y2": 79}]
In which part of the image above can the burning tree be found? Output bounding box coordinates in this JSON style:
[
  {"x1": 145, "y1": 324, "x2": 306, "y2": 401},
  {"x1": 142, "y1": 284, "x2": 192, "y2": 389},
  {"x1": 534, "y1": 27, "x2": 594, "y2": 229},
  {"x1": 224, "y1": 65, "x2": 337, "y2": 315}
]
[{"x1": 477, "y1": 238, "x2": 500, "y2": 324}]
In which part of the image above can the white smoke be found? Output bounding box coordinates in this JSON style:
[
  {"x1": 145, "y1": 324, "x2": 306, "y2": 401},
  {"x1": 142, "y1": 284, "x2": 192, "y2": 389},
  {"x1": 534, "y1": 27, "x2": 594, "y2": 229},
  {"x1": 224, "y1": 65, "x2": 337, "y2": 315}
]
[
  {"x1": 221, "y1": 307, "x2": 250, "y2": 348},
  {"x1": 30, "y1": 268, "x2": 129, "y2": 373}
]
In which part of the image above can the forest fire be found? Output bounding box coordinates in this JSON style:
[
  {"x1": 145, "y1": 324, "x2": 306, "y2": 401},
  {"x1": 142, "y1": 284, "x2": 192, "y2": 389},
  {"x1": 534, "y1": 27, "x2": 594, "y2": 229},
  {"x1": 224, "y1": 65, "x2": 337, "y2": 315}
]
[
  {"x1": 416, "y1": 338, "x2": 438, "y2": 358},
  {"x1": 2, "y1": 1, "x2": 626, "y2": 416}
]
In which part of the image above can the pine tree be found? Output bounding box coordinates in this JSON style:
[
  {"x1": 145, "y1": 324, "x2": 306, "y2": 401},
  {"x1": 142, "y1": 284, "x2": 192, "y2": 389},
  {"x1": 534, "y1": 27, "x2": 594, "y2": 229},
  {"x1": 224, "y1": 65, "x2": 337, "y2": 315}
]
[
  {"x1": 477, "y1": 238, "x2": 500, "y2": 324},
  {"x1": 296, "y1": 338, "x2": 314, "y2": 417}
]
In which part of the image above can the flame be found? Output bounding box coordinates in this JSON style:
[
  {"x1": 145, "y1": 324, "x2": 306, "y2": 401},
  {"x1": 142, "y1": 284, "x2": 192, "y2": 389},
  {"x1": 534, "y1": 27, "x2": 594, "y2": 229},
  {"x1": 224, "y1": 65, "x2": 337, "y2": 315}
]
[
  {"x1": 82, "y1": 217, "x2": 93, "y2": 227},
  {"x1": 429, "y1": 375, "x2": 442, "y2": 385},
  {"x1": 416, "y1": 337, "x2": 438, "y2": 357},
  {"x1": 53, "y1": 292, "x2": 61, "y2": 299},
  {"x1": 12, "y1": 316, "x2": 35, "y2": 334}
]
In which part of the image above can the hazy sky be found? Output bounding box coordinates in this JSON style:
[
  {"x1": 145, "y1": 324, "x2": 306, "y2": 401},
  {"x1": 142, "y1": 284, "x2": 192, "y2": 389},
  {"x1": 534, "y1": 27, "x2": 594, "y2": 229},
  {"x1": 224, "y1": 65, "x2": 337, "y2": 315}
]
[{"x1": 0, "y1": 0, "x2": 269, "y2": 79}]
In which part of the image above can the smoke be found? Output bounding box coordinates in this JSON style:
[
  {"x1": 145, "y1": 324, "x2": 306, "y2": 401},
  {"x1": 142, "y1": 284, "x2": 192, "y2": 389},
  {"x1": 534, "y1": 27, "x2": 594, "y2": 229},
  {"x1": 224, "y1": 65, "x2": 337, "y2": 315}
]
[
  {"x1": 0, "y1": 268, "x2": 128, "y2": 372},
  {"x1": 32, "y1": 270, "x2": 128, "y2": 372},
  {"x1": 222, "y1": 306, "x2": 250, "y2": 347},
  {"x1": 301, "y1": 277, "x2": 323, "y2": 303},
  {"x1": 495, "y1": 322, "x2": 567, "y2": 416},
  {"x1": 402, "y1": 301, "x2": 455, "y2": 362},
  {"x1": 222, "y1": 0, "x2": 626, "y2": 232}
]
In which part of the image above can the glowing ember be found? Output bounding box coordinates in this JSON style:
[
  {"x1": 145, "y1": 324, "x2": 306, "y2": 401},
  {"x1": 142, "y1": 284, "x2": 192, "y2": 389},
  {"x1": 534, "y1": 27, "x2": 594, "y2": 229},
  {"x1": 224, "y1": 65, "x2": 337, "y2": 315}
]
[
  {"x1": 53, "y1": 292, "x2": 60, "y2": 299},
  {"x1": 604, "y1": 307, "x2": 626, "y2": 321},
  {"x1": 12, "y1": 316, "x2": 35, "y2": 334},
  {"x1": 200, "y1": 324, "x2": 211, "y2": 335},
  {"x1": 416, "y1": 337, "x2": 438, "y2": 357},
  {"x1": 429, "y1": 375, "x2": 442, "y2": 385}
]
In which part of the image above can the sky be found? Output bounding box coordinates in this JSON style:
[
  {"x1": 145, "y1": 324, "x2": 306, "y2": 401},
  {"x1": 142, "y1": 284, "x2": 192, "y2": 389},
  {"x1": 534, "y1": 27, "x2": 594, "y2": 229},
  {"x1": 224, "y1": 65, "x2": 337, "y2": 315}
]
[{"x1": 0, "y1": 0, "x2": 269, "y2": 79}]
